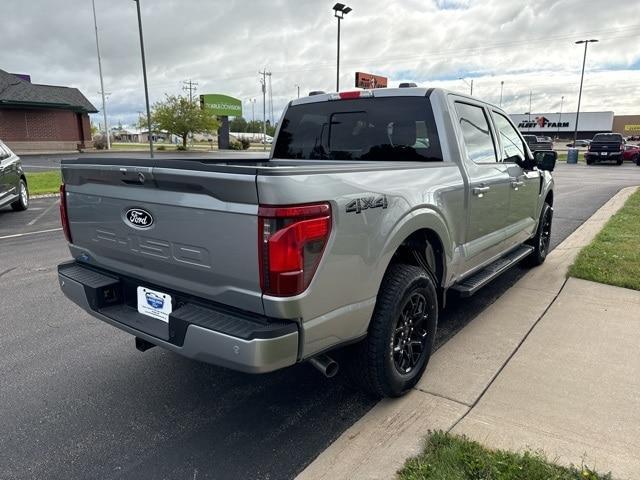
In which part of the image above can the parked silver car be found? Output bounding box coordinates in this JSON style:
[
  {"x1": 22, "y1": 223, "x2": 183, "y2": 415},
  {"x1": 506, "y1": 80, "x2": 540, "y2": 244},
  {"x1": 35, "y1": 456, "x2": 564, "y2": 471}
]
[{"x1": 0, "y1": 140, "x2": 29, "y2": 211}]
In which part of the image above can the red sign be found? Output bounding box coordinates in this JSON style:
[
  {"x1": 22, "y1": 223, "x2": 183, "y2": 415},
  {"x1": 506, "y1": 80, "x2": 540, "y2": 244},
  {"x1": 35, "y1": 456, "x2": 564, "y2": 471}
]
[{"x1": 355, "y1": 72, "x2": 388, "y2": 89}]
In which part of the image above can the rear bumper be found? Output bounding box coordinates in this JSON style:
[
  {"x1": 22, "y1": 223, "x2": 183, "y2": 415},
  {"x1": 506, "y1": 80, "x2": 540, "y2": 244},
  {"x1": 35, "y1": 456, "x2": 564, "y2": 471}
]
[
  {"x1": 585, "y1": 152, "x2": 622, "y2": 160},
  {"x1": 57, "y1": 261, "x2": 299, "y2": 373}
]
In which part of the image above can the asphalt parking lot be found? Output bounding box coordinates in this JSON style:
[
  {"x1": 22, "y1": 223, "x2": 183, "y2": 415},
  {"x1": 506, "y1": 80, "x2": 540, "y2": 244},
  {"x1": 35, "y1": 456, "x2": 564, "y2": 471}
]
[{"x1": 1, "y1": 162, "x2": 639, "y2": 480}]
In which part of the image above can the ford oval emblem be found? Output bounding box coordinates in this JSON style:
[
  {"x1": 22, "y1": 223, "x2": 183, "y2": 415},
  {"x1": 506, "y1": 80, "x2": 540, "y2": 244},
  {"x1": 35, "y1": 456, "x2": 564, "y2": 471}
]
[{"x1": 125, "y1": 208, "x2": 154, "y2": 228}]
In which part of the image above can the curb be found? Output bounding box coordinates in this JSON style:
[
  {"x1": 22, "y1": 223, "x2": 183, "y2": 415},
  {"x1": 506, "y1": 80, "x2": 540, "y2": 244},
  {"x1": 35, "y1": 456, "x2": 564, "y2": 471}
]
[{"x1": 296, "y1": 185, "x2": 638, "y2": 480}]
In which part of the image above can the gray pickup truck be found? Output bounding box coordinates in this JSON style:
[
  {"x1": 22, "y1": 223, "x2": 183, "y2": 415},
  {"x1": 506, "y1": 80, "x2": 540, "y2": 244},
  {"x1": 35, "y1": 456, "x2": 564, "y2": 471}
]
[{"x1": 57, "y1": 87, "x2": 556, "y2": 397}]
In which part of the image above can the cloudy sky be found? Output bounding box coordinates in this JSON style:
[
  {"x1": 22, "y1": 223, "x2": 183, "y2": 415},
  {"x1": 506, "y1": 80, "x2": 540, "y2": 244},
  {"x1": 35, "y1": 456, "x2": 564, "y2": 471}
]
[{"x1": 2, "y1": 0, "x2": 639, "y2": 127}]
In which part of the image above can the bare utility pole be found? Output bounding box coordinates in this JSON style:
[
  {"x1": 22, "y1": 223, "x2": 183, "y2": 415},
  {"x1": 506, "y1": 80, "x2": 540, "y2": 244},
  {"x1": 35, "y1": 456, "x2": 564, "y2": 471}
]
[
  {"x1": 182, "y1": 79, "x2": 199, "y2": 103},
  {"x1": 259, "y1": 70, "x2": 270, "y2": 151},
  {"x1": 91, "y1": 0, "x2": 110, "y2": 149}
]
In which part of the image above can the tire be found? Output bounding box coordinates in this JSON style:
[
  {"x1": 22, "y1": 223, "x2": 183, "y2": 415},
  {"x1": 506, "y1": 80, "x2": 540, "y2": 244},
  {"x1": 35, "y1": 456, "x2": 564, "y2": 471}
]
[
  {"x1": 10, "y1": 179, "x2": 29, "y2": 211},
  {"x1": 636, "y1": 155, "x2": 640, "y2": 167},
  {"x1": 616, "y1": 158, "x2": 623, "y2": 166},
  {"x1": 586, "y1": 157, "x2": 593, "y2": 165},
  {"x1": 346, "y1": 264, "x2": 438, "y2": 398},
  {"x1": 525, "y1": 203, "x2": 553, "y2": 267}
]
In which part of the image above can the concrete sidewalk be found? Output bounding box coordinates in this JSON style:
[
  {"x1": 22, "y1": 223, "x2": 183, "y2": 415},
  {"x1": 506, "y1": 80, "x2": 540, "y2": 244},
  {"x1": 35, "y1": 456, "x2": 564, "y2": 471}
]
[{"x1": 297, "y1": 186, "x2": 639, "y2": 480}]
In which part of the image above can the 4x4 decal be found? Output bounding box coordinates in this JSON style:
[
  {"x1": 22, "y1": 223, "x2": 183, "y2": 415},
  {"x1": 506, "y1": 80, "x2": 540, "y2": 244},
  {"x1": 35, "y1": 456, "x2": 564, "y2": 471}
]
[{"x1": 346, "y1": 195, "x2": 388, "y2": 214}]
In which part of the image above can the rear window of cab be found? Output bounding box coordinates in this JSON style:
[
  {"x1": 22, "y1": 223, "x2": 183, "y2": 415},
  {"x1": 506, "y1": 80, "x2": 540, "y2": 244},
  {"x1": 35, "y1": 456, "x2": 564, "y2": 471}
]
[{"x1": 274, "y1": 97, "x2": 443, "y2": 162}]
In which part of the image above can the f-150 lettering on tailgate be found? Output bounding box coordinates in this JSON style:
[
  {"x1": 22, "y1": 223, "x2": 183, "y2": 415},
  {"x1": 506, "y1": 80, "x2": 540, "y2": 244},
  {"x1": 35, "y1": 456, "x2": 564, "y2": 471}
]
[{"x1": 93, "y1": 228, "x2": 212, "y2": 269}]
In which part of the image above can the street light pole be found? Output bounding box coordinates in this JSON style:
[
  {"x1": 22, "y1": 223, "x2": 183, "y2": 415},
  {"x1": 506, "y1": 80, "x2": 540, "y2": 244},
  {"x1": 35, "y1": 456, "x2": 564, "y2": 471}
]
[
  {"x1": 91, "y1": 0, "x2": 110, "y2": 150},
  {"x1": 250, "y1": 98, "x2": 255, "y2": 132},
  {"x1": 333, "y1": 3, "x2": 351, "y2": 92},
  {"x1": 459, "y1": 77, "x2": 473, "y2": 96},
  {"x1": 557, "y1": 95, "x2": 564, "y2": 140},
  {"x1": 573, "y1": 39, "x2": 598, "y2": 147},
  {"x1": 528, "y1": 90, "x2": 532, "y2": 132},
  {"x1": 133, "y1": 0, "x2": 153, "y2": 158},
  {"x1": 499, "y1": 80, "x2": 504, "y2": 107}
]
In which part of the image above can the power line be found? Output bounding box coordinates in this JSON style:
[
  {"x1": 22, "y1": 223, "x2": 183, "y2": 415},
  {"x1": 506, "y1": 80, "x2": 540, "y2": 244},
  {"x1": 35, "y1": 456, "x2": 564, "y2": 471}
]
[{"x1": 182, "y1": 79, "x2": 199, "y2": 103}]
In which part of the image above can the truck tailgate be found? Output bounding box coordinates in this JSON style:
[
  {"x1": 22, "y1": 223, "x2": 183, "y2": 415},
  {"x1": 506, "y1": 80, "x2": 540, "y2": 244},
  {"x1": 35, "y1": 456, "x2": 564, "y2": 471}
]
[{"x1": 62, "y1": 160, "x2": 263, "y2": 314}]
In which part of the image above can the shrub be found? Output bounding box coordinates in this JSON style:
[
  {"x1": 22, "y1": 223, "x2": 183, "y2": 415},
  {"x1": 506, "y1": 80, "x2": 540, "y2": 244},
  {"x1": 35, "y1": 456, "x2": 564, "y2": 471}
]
[
  {"x1": 229, "y1": 140, "x2": 243, "y2": 150},
  {"x1": 157, "y1": 145, "x2": 166, "y2": 151},
  {"x1": 94, "y1": 135, "x2": 108, "y2": 150},
  {"x1": 240, "y1": 138, "x2": 251, "y2": 150},
  {"x1": 176, "y1": 145, "x2": 187, "y2": 151}
]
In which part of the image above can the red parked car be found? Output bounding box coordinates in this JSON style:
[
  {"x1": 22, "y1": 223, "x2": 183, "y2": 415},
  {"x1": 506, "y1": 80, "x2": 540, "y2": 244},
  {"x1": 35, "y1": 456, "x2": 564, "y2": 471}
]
[{"x1": 623, "y1": 144, "x2": 640, "y2": 165}]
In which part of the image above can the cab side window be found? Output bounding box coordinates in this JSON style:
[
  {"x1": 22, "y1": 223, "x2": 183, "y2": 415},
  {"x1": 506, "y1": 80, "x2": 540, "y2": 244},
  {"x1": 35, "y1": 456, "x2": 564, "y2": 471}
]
[
  {"x1": 492, "y1": 112, "x2": 526, "y2": 163},
  {"x1": 454, "y1": 102, "x2": 497, "y2": 163}
]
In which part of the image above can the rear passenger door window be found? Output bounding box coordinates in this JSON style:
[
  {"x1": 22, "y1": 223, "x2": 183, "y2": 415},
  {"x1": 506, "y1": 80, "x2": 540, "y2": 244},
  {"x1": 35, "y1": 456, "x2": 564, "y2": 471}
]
[
  {"x1": 454, "y1": 102, "x2": 497, "y2": 163},
  {"x1": 492, "y1": 112, "x2": 526, "y2": 163}
]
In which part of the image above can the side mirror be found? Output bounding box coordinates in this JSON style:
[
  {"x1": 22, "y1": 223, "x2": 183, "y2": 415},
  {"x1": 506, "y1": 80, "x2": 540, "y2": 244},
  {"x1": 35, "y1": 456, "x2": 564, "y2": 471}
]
[{"x1": 534, "y1": 150, "x2": 557, "y2": 172}]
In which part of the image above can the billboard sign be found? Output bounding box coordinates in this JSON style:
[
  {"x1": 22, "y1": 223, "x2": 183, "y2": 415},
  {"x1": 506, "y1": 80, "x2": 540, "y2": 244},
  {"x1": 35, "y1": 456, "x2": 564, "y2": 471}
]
[
  {"x1": 509, "y1": 111, "x2": 614, "y2": 133},
  {"x1": 355, "y1": 72, "x2": 388, "y2": 89},
  {"x1": 199, "y1": 94, "x2": 242, "y2": 117}
]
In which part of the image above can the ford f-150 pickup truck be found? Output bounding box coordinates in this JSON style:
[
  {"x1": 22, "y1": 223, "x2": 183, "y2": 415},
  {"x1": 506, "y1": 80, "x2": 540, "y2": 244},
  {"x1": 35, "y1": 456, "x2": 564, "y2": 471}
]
[{"x1": 57, "y1": 87, "x2": 556, "y2": 397}]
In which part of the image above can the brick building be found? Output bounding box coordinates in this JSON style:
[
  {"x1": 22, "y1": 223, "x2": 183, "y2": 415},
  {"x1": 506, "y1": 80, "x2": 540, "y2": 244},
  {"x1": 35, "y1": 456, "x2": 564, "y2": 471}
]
[{"x1": 0, "y1": 69, "x2": 97, "y2": 153}]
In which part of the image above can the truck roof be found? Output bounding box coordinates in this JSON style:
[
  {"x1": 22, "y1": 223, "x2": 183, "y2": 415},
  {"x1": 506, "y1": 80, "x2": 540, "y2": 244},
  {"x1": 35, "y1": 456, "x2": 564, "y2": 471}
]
[{"x1": 289, "y1": 86, "x2": 501, "y2": 111}]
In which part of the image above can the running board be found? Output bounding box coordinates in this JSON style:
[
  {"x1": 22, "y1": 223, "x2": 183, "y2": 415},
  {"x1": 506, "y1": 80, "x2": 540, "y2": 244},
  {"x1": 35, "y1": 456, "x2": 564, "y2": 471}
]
[{"x1": 451, "y1": 245, "x2": 534, "y2": 297}]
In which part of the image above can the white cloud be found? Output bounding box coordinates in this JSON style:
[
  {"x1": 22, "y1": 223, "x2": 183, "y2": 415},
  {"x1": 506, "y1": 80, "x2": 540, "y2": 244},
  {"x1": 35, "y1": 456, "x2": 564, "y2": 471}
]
[{"x1": 1, "y1": 0, "x2": 638, "y2": 126}]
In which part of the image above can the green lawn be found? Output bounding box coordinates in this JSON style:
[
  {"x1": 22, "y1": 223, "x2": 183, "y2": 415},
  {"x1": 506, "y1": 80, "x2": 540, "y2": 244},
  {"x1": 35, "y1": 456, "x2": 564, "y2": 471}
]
[
  {"x1": 569, "y1": 188, "x2": 640, "y2": 290},
  {"x1": 25, "y1": 171, "x2": 62, "y2": 195},
  {"x1": 399, "y1": 432, "x2": 609, "y2": 480}
]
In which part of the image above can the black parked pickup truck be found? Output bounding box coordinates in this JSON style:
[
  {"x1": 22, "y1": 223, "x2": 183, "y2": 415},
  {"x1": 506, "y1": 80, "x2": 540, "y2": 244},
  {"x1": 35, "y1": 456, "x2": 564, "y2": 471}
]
[{"x1": 585, "y1": 133, "x2": 625, "y2": 165}]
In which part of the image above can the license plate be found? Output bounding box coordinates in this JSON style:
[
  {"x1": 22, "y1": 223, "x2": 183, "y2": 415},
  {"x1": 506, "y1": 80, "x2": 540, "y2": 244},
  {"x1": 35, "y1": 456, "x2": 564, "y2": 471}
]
[
  {"x1": 601, "y1": 152, "x2": 608, "y2": 156},
  {"x1": 137, "y1": 286, "x2": 172, "y2": 322}
]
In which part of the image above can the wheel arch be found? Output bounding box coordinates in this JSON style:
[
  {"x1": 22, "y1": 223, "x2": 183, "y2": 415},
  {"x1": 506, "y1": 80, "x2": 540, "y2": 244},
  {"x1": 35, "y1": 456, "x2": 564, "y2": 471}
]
[{"x1": 375, "y1": 208, "x2": 454, "y2": 309}]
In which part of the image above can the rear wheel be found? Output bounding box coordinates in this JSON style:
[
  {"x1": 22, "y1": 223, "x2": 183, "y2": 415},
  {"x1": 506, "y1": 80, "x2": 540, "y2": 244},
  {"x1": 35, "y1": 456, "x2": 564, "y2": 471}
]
[
  {"x1": 586, "y1": 157, "x2": 594, "y2": 165},
  {"x1": 525, "y1": 203, "x2": 553, "y2": 267},
  {"x1": 10, "y1": 179, "x2": 29, "y2": 211},
  {"x1": 346, "y1": 264, "x2": 438, "y2": 398}
]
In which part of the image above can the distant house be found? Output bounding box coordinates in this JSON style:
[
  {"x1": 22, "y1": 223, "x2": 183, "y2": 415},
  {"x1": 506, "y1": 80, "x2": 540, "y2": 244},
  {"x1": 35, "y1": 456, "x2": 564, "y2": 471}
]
[{"x1": 0, "y1": 69, "x2": 97, "y2": 153}]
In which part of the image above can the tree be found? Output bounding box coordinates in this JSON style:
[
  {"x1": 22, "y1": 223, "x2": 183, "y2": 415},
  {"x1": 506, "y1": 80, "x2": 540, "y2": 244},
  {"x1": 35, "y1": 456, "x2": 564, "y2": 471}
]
[
  {"x1": 147, "y1": 94, "x2": 219, "y2": 148},
  {"x1": 229, "y1": 116, "x2": 247, "y2": 132}
]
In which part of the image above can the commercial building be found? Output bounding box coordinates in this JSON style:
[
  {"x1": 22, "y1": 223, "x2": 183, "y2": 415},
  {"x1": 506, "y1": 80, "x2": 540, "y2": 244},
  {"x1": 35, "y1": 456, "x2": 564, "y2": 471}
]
[
  {"x1": 0, "y1": 69, "x2": 97, "y2": 153},
  {"x1": 612, "y1": 115, "x2": 640, "y2": 137},
  {"x1": 510, "y1": 111, "x2": 614, "y2": 140}
]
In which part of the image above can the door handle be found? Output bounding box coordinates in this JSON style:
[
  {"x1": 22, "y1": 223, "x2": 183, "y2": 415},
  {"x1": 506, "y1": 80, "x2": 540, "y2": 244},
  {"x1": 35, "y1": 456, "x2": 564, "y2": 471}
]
[
  {"x1": 472, "y1": 186, "x2": 490, "y2": 196},
  {"x1": 511, "y1": 180, "x2": 525, "y2": 189}
]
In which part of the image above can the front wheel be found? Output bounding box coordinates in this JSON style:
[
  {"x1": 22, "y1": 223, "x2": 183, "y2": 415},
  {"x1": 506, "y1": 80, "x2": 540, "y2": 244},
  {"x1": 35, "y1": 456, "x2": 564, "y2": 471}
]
[
  {"x1": 10, "y1": 179, "x2": 29, "y2": 211},
  {"x1": 346, "y1": 264, "x2": 438, "y2": 398},
  {"x1": 525, "y1": 203, "x2": 553, "y2": 267},
  {"x1": 616, "y1": 158, "x2": 623, "y2": 165}
]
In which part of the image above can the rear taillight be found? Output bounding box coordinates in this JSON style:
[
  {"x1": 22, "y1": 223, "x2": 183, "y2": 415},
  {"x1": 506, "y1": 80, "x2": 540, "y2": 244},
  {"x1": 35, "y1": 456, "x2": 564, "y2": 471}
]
[
  {"x1": 59, "y1": 184, "x2": 72, "y2": 243},
  {"x1": 258, "y1": 203, "x2": 331, "y2": 296}
]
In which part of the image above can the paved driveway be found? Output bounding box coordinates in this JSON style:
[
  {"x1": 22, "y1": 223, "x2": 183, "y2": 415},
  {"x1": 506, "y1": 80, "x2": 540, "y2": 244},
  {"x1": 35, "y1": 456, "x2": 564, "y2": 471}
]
[{"x1": 0, "y1": 162, "x2": 638, "y2": 479}]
